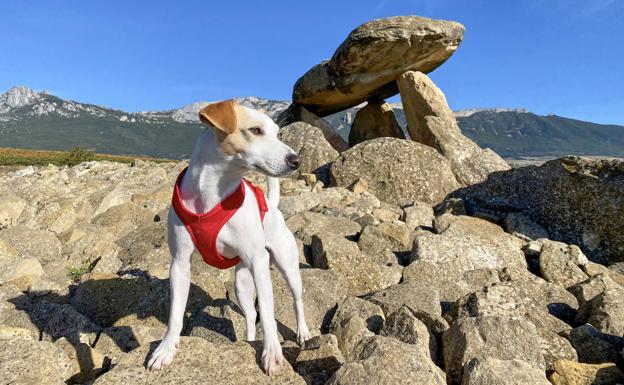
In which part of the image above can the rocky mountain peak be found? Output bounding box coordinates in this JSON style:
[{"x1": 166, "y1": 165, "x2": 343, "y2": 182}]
[{"x1": 0, "y1": 86, "x2": 46, "y2": 111}]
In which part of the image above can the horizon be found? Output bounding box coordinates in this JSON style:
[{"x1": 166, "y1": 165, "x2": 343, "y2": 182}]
[{"x1": 2, "y1": 1, "x2": 623, "y2": 125}]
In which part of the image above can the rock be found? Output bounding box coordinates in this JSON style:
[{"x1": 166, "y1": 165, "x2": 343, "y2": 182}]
[
  {"x1": 310, "y1": 233, "x2": 402, "y2": 296},
  {"x1": 91, "y1": 201, "x2": 153, "y2": 235},
  {"x1": 0, "y1": 193, "x2": 26, "y2": 228},
  {"x1": 276, "y1": 103, "x2": 348, "y2": 152},
  {"x1": 30, "y1": 301, "x2": 101, "y2": 345},
  {"x1": 403, "y1": 261, "x2": 501, "y2": 311},
  {"x1": 0, "y1": 283, "x2": 40, "y2": 339},
  {"x1": 331, "y1": 138, "x2": 461, "y2": 205},
  {"x1": 571, "y1": 273, "x2": 624, "y2": 336},
  {"x1": 413, "y1": 215, "x2": 526, "y2": 272},
  {"x1": 279, "y1": 122, "x2": 340, "y2": 184},
  {"x1": 577, "y1": 279, "x2": 624, "y2": 336},
  {"x1": 504, "y1": 212, "x2": 550, "y2": 240},
  {"x1": 540, "y1": 239, "x2": 589, "y2": 288},
  {"x1": 329, "y1": 296, "x2": 385, "y2": 335},
  {"x1": 186, "y1": 299, "x2": 246, "y2": 343},
  {"x1": 583, "y1": 261, "x2": 624, "y2": 286},
  {"x1": 330, "y1": 314, "x2": 373, "y2": 360},
  {"x1": 537, "y1": 328, "x2": 579, "y2": 371},
  {"x1": 562, "y1": 324, "x2": 623, "y2": 367},
  {"x1": 397, "y1": 71, "x2": 510, "y2": 185},
  {"x1": 461, "y1": 358, "x2": 551, "y2": 385},
  {"x1": 270, "y1": 268, "x2": 348, "y2": 338},
  {"x1": 293, "y1": 16, "x2": 464, "y2": 116},
  {"x1": 95, "y1": 325, "x2": 165, "y2": 364},
  {"x1": 295, "y1": 334, "x2": 345, "y2": 384},
  {"x1": 54, "y1": 337, "x2": 108, "y2": 383},
  {"x1": 0, "y1": 226, "x2": 62, "y2": 263},
  {"x1": 446, "y1": 281, "x2": 577, "y2": 370},
  {"x1": 380, "y1": 305, "x2": 436, "y2": 360},
  {"x1": 405, "y1": 215, "x2": 526, "y2": 305},
  {"x1": 365, "y1": 282, "x2": 448, "y2": 333},
  {"x1": 0, "y1": 336, "x2": 73, "y2": 385},
  {"x1": 327, "y1": 336, "x2": 446, "y2": 385},
  {"x1": 286, "y1": 211, "x2": 361, "y2": 246},
  {"x1": 549, "y1": 360, "x2": 624, "y2": 385},
  {"x1": 70, "y1": 272, "x2": 209, "y2": 328},
  {"x1": 357, "y1": 223, "x2": 412, "y2": 264},
  {"x1": 0, "y1": 256, "x2": 44, "y2": 290},
  {"x1": 450, "y1": 156, "x2": 624, "y2": 262},
  {"x1": 403, "y1": 201, "x2": 435, "y2": 230},
  {"x1": 442, "y1": 316, "x2": 545, "y2": 383},
  {"x1": 93, "y1": 337, "x2": 306, "y2": 384},
  {"x1": 115, "y1": 220, "x2": 169, "y2": 274},
  {"x1": 348, "y1": 100, "x2": 405, "y2": 146}
]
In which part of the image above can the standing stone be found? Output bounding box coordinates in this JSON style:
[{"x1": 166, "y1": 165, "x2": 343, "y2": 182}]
[
  {"x1": 348, "y1": 100, "x2": 405, "y2": 146},
  {"x1": 397, "y1": 71, "x2": 510, "y2": 185},
  {"x1": 293, "y1": 16, "x2": 465, "y2": 116}
]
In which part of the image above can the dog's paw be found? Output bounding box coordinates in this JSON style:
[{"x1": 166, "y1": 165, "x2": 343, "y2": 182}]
[
  {"x1": 261, "y1": 338, "x2": 284, "y2": 376},
  {"x1": 297, "y1": 324, "x2": 311, "y2": 346},
  {"x1": 147, "y1": 338, "x2": 179, "y2": 370}
]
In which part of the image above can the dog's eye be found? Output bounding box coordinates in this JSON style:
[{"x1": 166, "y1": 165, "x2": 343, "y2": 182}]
[{"x1": 249, "y1": 126, "x2": 263, "y2": 136}]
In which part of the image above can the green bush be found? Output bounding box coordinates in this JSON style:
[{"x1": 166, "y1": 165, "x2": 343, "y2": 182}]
[{"x1": 62, "y1": 146, "x2": 96, "y2": 166}]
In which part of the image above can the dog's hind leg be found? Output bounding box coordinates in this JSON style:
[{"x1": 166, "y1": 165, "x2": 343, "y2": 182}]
[
  {"x1": 266, "y1": 219, "x2": 311, "y2": 346},
  {"x1": 235, "y1": 263, "x2": 257, "y2": 341},
  {"x1": 148, "y1": 209, "x2": 194, "y2": 370}
]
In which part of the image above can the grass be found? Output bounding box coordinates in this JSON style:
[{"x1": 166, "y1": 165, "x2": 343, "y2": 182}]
[{"x1": 0, "y1": 146, "x2": 172, "y2": 166}]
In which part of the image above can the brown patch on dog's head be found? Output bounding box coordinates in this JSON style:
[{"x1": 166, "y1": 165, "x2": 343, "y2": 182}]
[
  {"x1": 199, "y1": 99, "x2": 238, "y2": 134},
  {"x1": 199, "y1": 100, "x2": 265, "y2": 156}
]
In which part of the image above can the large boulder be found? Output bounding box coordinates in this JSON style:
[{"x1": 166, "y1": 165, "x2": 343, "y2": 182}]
[
  {"x1": 279, "y1": 122, "x2": 340, "y2": 184},
  {"x1": 348, "y1": 100, "x2": 405, "y2": 146},
  {"x1": 330, "y1": 138, "x2": 461, "y2": 205},
  {"x1": 397, "y1": 71, "x2": 510, "y2": 185},
  {"x1": 293, "y1": 16, "x2": 464, "y2": 116},
  {"x1": 404, "y1": 215, "x2": 527, "y2": 306},
  {"x1": 310, "y1": 233, "x2": 402, "y2": 296},
  {"x1": 327, "y1": 336, "x2": 446, "y2": 385},
  {"x1": 442, "y1": 316, "x2": 545, "y2": 383},
  {"x1": 461, "y1": 358, "x2": 551, "y2": 385},
  {"x1": 93, "y1": 337, "x2": 306, "y2": 384},
  {"x1": 0, "y1": 336, "x2": 74, "y2": 385},
  {"x1": 449, "y1": 156, "x2": 624, "y2": 262}
]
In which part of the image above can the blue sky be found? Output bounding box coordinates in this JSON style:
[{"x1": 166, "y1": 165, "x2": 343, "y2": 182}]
[{"x1": 1, "y1": 0, "x2": 623, "y2": 124}]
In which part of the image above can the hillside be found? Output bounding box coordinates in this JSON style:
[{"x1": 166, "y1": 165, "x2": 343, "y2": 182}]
[{"x1": 1, "y1": 86, "x2": 623, "y2": 159}]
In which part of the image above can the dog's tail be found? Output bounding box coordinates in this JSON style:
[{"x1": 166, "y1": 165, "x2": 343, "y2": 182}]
[{"x1": 267, "y1": 176, "x2": 280, "y2": 207}]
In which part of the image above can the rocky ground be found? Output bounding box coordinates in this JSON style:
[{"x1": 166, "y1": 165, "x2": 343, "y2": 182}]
[
  {"x1": 2, "y1": 14, "x2": 624, "y2": 385},
  {"x1": 0, "y1": 151, "x2": 623, "y2": 385}
]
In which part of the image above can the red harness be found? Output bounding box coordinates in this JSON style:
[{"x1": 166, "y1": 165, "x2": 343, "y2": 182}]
[{"x1": 171, "y1": 167, "x2": 269, "y2": 269}]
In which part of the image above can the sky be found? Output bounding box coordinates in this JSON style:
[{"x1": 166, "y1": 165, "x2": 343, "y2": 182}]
[{"x1": 1, "y1": 0, "x2": 623, "y2": 124}]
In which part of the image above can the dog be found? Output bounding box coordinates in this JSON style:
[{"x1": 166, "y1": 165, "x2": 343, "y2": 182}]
[{"x1": 147, "y1": 99, "x2": 311, "y2": 375}]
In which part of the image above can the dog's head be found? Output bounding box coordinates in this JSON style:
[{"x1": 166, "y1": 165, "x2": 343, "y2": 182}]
[{"x1": 198, "y1": 99, "x2": 300, "y2": 176}]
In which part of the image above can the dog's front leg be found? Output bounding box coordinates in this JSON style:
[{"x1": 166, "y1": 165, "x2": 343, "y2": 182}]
[
  {"x1": 148, "y1": 211, "x2": 193, "y2": 370},
  {"x1": 246, "y1": 249, "x2": 283, "y2": 376}
]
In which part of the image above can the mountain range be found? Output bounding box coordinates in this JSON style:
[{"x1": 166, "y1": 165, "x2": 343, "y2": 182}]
[{"x1": 1, "y1": 86, "x2": 623, "y2": 159}]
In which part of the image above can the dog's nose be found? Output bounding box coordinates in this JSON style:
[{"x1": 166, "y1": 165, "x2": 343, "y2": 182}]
[{"x1": 286, "y1": 153, "x2": 300, "y2": 170}]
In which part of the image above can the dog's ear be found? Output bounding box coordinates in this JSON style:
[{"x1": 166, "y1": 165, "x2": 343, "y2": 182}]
[{"x1": 199, "y1": 100, "x2": 238, "y2": 134}]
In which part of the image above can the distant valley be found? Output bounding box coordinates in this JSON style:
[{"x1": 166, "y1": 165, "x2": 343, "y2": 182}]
[{"x1": 1, "y1": 86, "x2": 623, "y2": 160}]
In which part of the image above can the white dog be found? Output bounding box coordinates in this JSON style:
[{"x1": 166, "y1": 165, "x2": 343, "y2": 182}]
[{"x1": 147, "y1": 100, "x2": 311, "y2": 375}]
